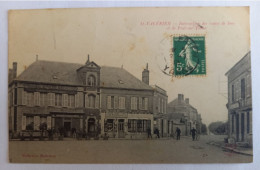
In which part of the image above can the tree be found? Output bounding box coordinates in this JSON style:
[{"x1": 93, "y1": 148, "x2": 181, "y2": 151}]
[
  {"x1": 208, "y1": 121, "x2": 228, "y2": 135},
  {"x1": 201, "y1": 123, "x2": 207, "y2": 135}
]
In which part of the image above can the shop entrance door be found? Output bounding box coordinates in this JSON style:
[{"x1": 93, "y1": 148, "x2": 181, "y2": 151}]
[
  {"x1": 88, "y1": 118, "x2": 96, "y2": 137},
  {"x1": 118, "y1": 119, "x2": 125, "y2": 138},
  {"x1": 64, "y1": 122, "x2": 71, "y2": 137}
]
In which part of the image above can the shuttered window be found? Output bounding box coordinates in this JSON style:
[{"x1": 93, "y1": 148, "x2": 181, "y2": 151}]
[{"x1": 107, "y1": 96, "x2": 111, "y2": 109}]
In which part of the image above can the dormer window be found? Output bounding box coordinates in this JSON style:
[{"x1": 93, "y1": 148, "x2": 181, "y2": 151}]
[{"x1": 87, "y1": 75, "x2": 96, "y2": 86}]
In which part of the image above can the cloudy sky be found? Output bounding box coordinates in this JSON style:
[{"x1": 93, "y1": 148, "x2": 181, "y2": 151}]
[{"x1": 8, "y1": 7, "x2": 250, "y2": 125}]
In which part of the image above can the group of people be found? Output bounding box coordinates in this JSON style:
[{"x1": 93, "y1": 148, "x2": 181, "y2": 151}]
[{"x1": 147, "y1": 127, "x2": 199, "y2": 141}]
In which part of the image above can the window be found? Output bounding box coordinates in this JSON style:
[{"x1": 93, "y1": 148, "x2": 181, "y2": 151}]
[
  {"x1": 27, "y1": 92, "x2": 34, "y2": 106},
  {"x1": 231, "y1": 84, "x2": 234, "y2": 102},
  {"x1": 247, "y1": 112, "x2": 250, "y2": 133},
  {"x1": 22, "y1": 91, "x2": 27, "y2": 105},
  {"x1": 87, "y1": 75, "x2": 95, "y2": 86},
  {"x1": 128, "y1": 119, "x2": 151, "y2": 132},
  {"x1": 131, "y1": 97, "x2": 137, "y2": 110},
  {"x1": 232, "y1": 114, "x2": 234, "y2": 133},
  {"x1": 34, "y1": 92, "x2": 40, "y2": 106},
  {"x1": 62, "y1": 94, "x2": 68, "y2": 107},
  {"x1": 246, "y1": 75, "x2": 251, "y2": 97},
  {"x1": 26, "y1": 116, "x2": 34, "y2": 130},
  {"x1": 235, "y1": 81, "x2": 240, "y2": 101},
  {"x1": 89, "y1": 95, "x2": 95, "y2": 108},
  {"x1": 107, "y1": 96, "x2": 111, "y2": 109},
  {"x1": 55, "y1": 94, "x2": 62, "y2": 106},
  {"x1": 138, "y1": 97, "x2": 148, "y2": 110},
  {"x1": 128, "y1": 119, "x2": 136, "y2": 132},
  {"x1": 241, "y1": 78, "x2": 245, "y2": 99},
  {"x1": 104, "y1": 119, "x2": 114, "y2": 132},
  {"x1": 111, "y1": 96, "x2": 114, "y2": 109},
  {"x1": 158, "y1": 98, "x2": 161, "y2": 112},
  {"x1": 119, "y1": 97, "x2": 125, "y2": 109},
  {"x1": 48, "y1": 93, "x2": 55, "y2": 106},
  {"x1": 68, "y1": 95, "x2": 75, "y2": 107},
  {"x1": 40, "y1": 93, "x2": 46, "y2": 106}
]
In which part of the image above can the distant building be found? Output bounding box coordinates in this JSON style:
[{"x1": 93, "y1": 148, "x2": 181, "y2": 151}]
[
  {"x1": 167, "y1": 94, "x2": 202, "y2": 136},
  {"x1": 225, "y1": 52, "x2": 252, "y2": 145},
  {"x1": 8, "y1": 57, "x2": 168, "y2": 139}
]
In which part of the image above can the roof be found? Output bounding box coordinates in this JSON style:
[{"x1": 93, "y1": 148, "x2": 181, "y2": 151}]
[
  {"x1": 100, "y1": 66, "x2": 153, "y2": 90},
  {"x1": 167, "y1": 98, "x2": 197, "y2": 111},
  {"x1": 14, "y1": 60, "x2": 153, "y2": 90},
  {"x1": 225, "y1": 51, "x2": 251, "y2": 76}
]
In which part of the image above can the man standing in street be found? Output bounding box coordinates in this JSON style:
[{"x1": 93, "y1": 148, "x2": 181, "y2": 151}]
[
  {"x1": 147, "y1": 127, "x2": 152, "y2": 139},
  {"x1": 190, "y1": 128, "x2": 197, "y2": 141},
  {"x1": 175, "y1": 127, "x2": 181, "y2": 140}
]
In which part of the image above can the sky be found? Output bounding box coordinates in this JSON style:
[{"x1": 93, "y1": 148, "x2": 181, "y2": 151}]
[{"x1": 8, "y1": 7, "x2": 250, "y2": 125}]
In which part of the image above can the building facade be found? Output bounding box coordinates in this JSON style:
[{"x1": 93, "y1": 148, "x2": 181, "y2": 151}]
[
  {"x1": 9, "y1": 58, "x2": 168, "y2": 139},
  {"x1": 225, "y1": 52, "x2": 252, "y2": 145},
  {"x1": 151, "y1": 85, "x2": 168, "y2": 137},
  {"x1": 167, "y1": 94, "x2": 202, "y2": 136}
]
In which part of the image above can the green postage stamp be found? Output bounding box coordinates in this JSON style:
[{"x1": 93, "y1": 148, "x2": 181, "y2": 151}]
[{"x1": 173, "y1": 35, "x2": 206, "y2": 76}]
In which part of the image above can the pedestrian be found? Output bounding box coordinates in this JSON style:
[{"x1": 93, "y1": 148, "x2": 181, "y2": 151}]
[
  {"x1": 147, "y1": 127, "x2": 152, "y2": 139},
  {"x1": 155, "y1": 128, "x2": 160, "y2": 138},
  {"x1": 175, "y1": 127, "x2": 181, "y2": 140},
  {"x1": 190, "y1": 128, "x2": 197, "y2": 141}
]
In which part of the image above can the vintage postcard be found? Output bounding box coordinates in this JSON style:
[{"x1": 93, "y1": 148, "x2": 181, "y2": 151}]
[{"x1": 8, "y1": 7, "x2": 252, "y2": 163}]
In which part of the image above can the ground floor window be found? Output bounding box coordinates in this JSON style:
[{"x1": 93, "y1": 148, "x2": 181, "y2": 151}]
[
  {"x1": 104, "y1": 119, "x2": 114, "y2": 132},
  {"x1": 26, "y1": 116, "x2": 34, "y2": 130},
  {"x1": 128, "y1": 119, "x2": 151, "y2": 132}
]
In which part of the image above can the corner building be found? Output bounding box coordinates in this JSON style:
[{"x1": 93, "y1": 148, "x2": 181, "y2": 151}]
[
  {"x1": 225, "y1": 52, "x2": 252, "y2": 145},
  {"x1": 9, "y1": 57, "x2": 167, "y2": 139}
]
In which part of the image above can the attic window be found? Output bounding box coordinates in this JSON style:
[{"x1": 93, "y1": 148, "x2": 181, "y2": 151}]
[
  {"x1": 53, "y1": 75, "x2": 58, "y2": 79},
  {"x1": 118, "y1": 80, "x2": 124, "y2": 84}
]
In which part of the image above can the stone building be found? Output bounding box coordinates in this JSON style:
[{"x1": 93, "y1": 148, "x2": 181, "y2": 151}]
[
  {"x1": 100, "y1": 64, "x2": 154, "y2": 139},
  {"x1": 8, "y1": 57, "x2": 168, "y2": 139},
  {"x1": 225, "y1": 52, "x2": 252, "y2": 145},
  {"x1": 167, "y1": 94, "x2": 202, "y2": 136},
  {"x1": 151, "y1": 85, "x2": 168, "y2": 137}
]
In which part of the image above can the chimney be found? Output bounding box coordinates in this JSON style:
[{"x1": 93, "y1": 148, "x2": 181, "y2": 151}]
[
  {"x1": 185, "y1": 98, "x2": 189, "y2": 104},
  {"x1": 86, "y1": 54, "x2": 90, "y2": 64},
  {"x1": 178, "y1": 94, "x2": 183, "y2": 102},
  {"x1": 142, "y1": 63, "x2": 149, "y2": 85},
  {"x1": 13, "y1": 62, "x2": 17, "y2": 78}
]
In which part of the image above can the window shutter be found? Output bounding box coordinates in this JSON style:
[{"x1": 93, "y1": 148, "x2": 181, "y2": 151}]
[
  {"x1": 22, "y1": 116, "x2": 26, "y2": 130},
  {"x1": 22, "y1": 91, "x2": 27, "y2": 105},
  {"x1": 53, "y1": 93, "x2": 56, "y2": 106},
  {"x1": 131, "y1": 97, "x2": 134, "y2": 110},
  {"x1": 34, "y1": 116, "x2": 40, "y2": 130},
  {"x1": 47, "y1": 93, "x2": 52, "y2": 106},
  {"x1": 47, "y1": 116, "x2": 52, "y2": 129},
  {"x1": 145, "y1": 98, "x2": 148, "y2": 110},
  {"x1": 107, "y1": 96, "x2": 111, "y2": 109},
  {"x1": 139, "y1": 97, "x2": 142, "y2": 110},
  {"x1": 95, "y1": 95, "x2": 99, "y2": 108},
  {"x1": 114, "y1": 96, "x2": 118, "y2": 109},
  {"x1": 122, "y1": 97, "x2": 125, "y2": 109},
  {"x1": 75, "y1": 94, "x2": 78, "y2": 107}
]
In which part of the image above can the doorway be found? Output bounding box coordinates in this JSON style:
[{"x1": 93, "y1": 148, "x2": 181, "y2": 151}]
[
  {"x1": 88, "y1": 118, "x2": 96, "y2": 136},
  {"x1": 236, "y1": 114, "x2": 239, "y2": 141},
  {"x1": 118, "y1": 119, "x2": 125, "y2": 138},
  {"x1": 241, "y1": 113, "x2": 245, "y2": 141},
  {"x1": 64, "y1": 122, "x2": 71, "y2": 137}
]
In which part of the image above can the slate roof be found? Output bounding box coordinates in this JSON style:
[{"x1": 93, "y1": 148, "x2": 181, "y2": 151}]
[
  {"x1": 15, "y1": 60, "x2": 153, "y2": 90},
  {"x1": 168, "y1": 98, "x2": 197, "y2": 111}
]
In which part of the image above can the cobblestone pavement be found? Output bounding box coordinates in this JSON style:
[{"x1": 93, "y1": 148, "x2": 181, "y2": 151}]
[{"x1": 9, "y1": 135, "x2": 252, "y2": 163}]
